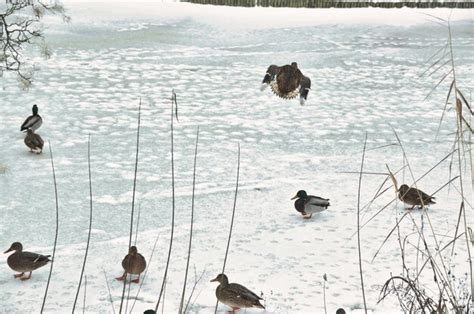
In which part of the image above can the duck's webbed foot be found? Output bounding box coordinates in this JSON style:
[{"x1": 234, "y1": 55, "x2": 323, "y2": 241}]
[
  {"x1": 302, "y1": 213, "x2": 313, "y2": 219},
  {"x1": 20, "y1": 272, "x2": 32, "y2": 280},
  {"x1": 131, "y1": 274, "x2": 140, "y2": 284},
  {"x1": 116, "y1": 272, "x2": 126, "y2": 281},
  {"x1": 14, "y1": 272, "x2": 25, "y2": 278}
]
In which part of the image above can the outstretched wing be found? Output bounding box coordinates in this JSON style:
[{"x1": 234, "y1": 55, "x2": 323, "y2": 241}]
[{"x1": 299, "y1": 75, "x2": 311, "y2": 105}]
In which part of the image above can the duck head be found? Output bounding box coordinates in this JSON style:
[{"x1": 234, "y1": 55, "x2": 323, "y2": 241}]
[
  {"x1": 291, "y1": 62, "x2": 298, "y2": 69},
  {"x1": 291, "y1": 190, "x2": 307, "y2": 200},
  {"x1": 32, "y1": 104, "x2": 38, "y2": 116},
  {"x1": 129, "y1": 246, "x2": 138, "y2": 255},
  {"x1": 399, "y1": 184, "x2": 409, "y2": 193},
  {"x1": 210, "y1": 273, "x2": 229, "y2": 285},
  {"x1": 4, "y1": 242, "x2": 23, "y2": 254}
]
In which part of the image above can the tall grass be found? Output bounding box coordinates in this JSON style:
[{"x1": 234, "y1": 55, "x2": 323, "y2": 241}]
[
  {"x1": 40, "y1": 141, "x2": 59, "y2": 313},
  {"x1": 119, "y1": 99, "x2": 142, "y2": 313}
]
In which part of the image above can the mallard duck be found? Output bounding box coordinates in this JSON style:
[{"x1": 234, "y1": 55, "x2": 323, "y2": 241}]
[
  {"x1": 4, "y1": 242, "x2": 51, "y2": 280},
  {"x1": 291, "y1": 190, "x2": 330, "y2": 219},
  {"x1": 260, "y1": 62, "x2": 311, "y2": 105},
  {"x1": 24, "y1": 129, "x2": 44, "y2": 154},
  {"x1": 211, "y1": 274, "x2": 264, "y2": 313},
  {"x1": 116, "y1": 246, "x2": 146, "y2": 284},
  {"x1": 21, "y1": 104, "x2": 43, "y2": 131},
  {"x1": 398, "y1": 184, "x2": 435, "y2": 210}
]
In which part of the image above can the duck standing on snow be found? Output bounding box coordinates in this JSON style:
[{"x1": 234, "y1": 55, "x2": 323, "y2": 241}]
[
  {"x1": 211, "y1": 274, "x2": 265, "y2": 313},
  {"x1": 116, "y1": 246, "x2": 146, "y2": 284},
  {"x1": 20, "y1": 104, "x2": 43, "y2": 131},
  {"x1": 291, "y1": 190, "x2": 330, "y2": 219},
  {"x1": 260, "y1": 62, "x2": 311, "y2": 105},
  {"x1": 24, "y1": 129, "x2": 44, "y2": 154},
  {"x1": 4, "y1": 242, "x2": 51, "y2": 280},
  {"x1": 398, "y1": 184, "x2": 435, "y2": 210}
]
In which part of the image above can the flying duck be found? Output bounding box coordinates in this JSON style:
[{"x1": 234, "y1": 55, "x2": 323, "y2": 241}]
[
  {"x1": 291, "y1": 190, "x2": 330, "y2": 219},
  {"x1": 21, "y1": 104, "x2": 43, "y2": 131},
  {"x1": 260, "y1": 62, "x2": 311, "y2": 105},
  {"x1": 398, "y1": 184, "x2": 435, "y2": 210},
  {"x1": 116, "y1": 246, "x2": 146, "y2": 284},
  {"x1": 4, "y1": 242, "x2": 51, "y2": 280},
  {"x1": 211, "y1": 274, "x2": 265, "y2": 313},
  {"x1": 24, "y1": 129, "x2": 44, "y2": 154}
]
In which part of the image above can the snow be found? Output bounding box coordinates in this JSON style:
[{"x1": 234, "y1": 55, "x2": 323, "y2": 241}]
[{"x1": 0, "y1": 1, "x2": 473, "y2": 313}]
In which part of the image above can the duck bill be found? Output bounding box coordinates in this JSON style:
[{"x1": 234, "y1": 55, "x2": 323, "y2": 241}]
[
  {"x1": 4, "y1": 247, "x2": 13, "y2": 254},
  {"x1": 210, "y1": 277, "x2": 218, "y2": 283},
  {"x1": 290, "y1": 195, "x2": 298, "y2": 200}
]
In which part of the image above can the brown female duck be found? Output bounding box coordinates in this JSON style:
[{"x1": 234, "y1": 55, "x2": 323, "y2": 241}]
[
  {"x1": 4, "y1": 242, "x2": 51, "y2": 280},
  {"x1": 116, "y1": 246, "x2": 146, "y2": 284},
  {"x1": 398, "y1": 184, "x2": 435, "y2": 210},
  {"x1": 260, "y1": 62, "x2": 311, "y2": 105},
  {"x1": 24, "y1": 129, "x2": 44, "y2": 154},
  {"x1": 211, "y1": 274, "x2": 265, "y2": 313}
]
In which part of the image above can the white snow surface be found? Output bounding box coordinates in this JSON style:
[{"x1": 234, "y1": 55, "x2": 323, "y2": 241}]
[{"x1": 0, "y1": 2, "x2": 473, "y2": 313}]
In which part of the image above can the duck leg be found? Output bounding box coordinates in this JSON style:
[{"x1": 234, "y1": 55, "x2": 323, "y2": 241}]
[
  {"x1": 116, "y1": 272, "x2": 127, "y2": 281},
  {"x1": 131, "y1": 274, "x2": 140, "y2": 284},
  {"x1": 14, "y1": 272, "x2": 25, "y2": 278},
  {"x1": 20, "y1": 272, "x2": 32, "y2": 280}
]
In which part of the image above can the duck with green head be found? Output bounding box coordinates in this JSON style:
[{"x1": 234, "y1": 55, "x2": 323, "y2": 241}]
[
  {"x1": 4, "y1": 242, "x2": 51, "y2": 280},
  {"x1": 21, "y1": 104, "x2": 43, "y2": 132},
  {"x1": 291, "y1": 190, "x2": 330, "y2": 219},
  {"x1": 211, "y1": 273, "x2": 265, "y2": 313}
]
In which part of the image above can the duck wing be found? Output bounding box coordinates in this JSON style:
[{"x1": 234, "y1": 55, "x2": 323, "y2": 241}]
[
  {"x1": 307, "y1": 195, "x2": 330, "y2": 207},
  {"x1": 21, "y1": 115, "x2": 42, "y2": 131},
  {"x1": 299, "y1": 75, "x2": 311, "y2": 105},
  {"x1": 228, "y1": 283, "x2": 263, "y2": 302},
  {"x1": 32, "y1": 133, "x2": 44, "y2": 149},
  {"x1": 21, "y1": 251, "x2": 51, "y2": 269}
]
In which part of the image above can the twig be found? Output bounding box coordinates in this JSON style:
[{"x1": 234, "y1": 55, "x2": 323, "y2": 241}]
[
  {"x1": 40, "y1": 141, "x2": 59, "y2": 313},
  {"x1": 119, "y1": 98, "x2": 142, "y2": 313},
  {"x1": 214, "y1": 143, "x2": 241, "y2": 314},
  {"x1": 357, "y1": 132, "x2": 368, "y2": 314},
  {"x1": 73, "y1": 134, "x2": 93, "y2": 313},
  {"x1": 103, "y1": 269, "x2": 116, "y2": 314},
  {"x1": 129, "y1": 232, "x2": 161, "y2": 313},
  {"x1": 155, "y1": 92, "x2": 178, "y2": 311},
  {"x1": 179, "y1": 127, "x2": 200, "y2": 314}
]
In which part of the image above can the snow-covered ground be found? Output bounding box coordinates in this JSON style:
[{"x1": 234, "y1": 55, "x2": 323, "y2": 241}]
[{"x1": 0, "y1": 2, "x2": 473, "y2": 313}]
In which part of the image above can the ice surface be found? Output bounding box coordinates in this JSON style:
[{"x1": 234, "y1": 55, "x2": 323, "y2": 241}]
[{"x1": 0, "y1": 2, "x2": 473, "y2": 313}]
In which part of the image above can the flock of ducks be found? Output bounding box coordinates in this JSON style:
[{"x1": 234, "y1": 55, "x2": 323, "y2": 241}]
[{"x1": 5, "y1": 62, "x2": 437, "y2": 313}]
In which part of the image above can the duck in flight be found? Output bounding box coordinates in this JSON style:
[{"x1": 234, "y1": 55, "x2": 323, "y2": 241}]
[
  {"x1": 260, "y1": 62, "x2": 311, "y2": 105},
  {"x1": 21, "y1": 104, "x2": 43, "y2": 132}
]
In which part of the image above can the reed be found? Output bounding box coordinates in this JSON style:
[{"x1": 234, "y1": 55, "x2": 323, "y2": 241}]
[
  {"x1": 155, "y1": 91, "x2": 179, "y2": 312},
  {"x1": 72, "y1": 135, "x2": 94, "y2": 313},
  {"x1": 214, "y1": 143, "x2": 241, "y2": 313},
  {"x1": 119, "y1": 99, "x2": 142, "y2": 314},
  {"x1": 40, "y1": 141, "x2": 60, "y2": 313}
]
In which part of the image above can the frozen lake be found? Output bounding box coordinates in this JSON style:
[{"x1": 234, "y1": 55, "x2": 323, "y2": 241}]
[{"x1": 0, "y1": 3, "x2": 472, "y2": 313}]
